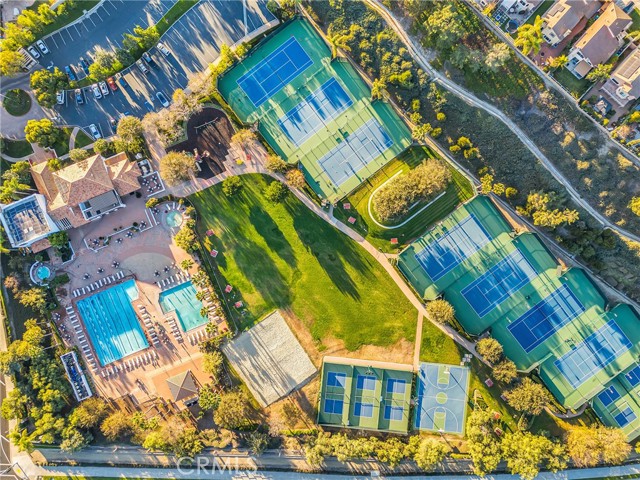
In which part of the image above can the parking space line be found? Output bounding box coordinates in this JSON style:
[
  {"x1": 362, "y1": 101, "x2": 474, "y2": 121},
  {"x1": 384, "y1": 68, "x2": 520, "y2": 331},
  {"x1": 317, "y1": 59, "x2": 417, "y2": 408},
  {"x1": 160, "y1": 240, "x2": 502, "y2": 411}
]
[
  {"x1": 89, "y1": 15, "x2": 97, "y2": 27},
  {"x1": 59, "y1": 33, "x2": 67, "y2": 45},
  {"x1": 50, "y1": 35, "x2": 59, "y2": 49},
  {"x1": 74, "y1": 24, "x2": 81, "y2": 36},
  {"x1": 66, "y1": 29, "x2": 74, "y2": 42}
]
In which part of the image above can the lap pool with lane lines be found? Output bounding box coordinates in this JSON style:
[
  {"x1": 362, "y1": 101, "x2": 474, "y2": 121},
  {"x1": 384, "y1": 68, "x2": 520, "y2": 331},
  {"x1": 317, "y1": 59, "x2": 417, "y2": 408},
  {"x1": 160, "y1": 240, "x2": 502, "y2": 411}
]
[
  {"x1": 159, "y1": 281, "x2": 207, "y2": 332},
  {"x1": 76, "y1": 279, "x2": 148, "y2": 366}
]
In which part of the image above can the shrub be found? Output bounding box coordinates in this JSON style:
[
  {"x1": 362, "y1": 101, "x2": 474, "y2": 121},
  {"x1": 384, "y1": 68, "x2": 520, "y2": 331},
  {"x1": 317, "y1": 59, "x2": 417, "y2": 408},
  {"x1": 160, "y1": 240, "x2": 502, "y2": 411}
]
[
  {"x1": 476, "y1": 338, "x2": 503, "y2": 363},
  {"x1": 504, "y1": 378, "x2": 551, "y2": 415},
  {"x1": 264, "y1": 154, "x2": 288, "y2": 173},
  {"x1": 222, "y1": 176, "x2": 243, "y2": 196},
  {"x1": 493, "y1": 359, "x2": 518, "y2": 383},
  {"x1": 285, "y1": 169, "x2": 306, "y2": 189},
  {"x1": 146, "y1": 198, "x2": 159, "y2": 208},
  {"x1": 264, "y1": 181, "x2": 288, "y2": 203},
  {"x1": 426, "y1": 299, "x2": 455, "y2": 325}
]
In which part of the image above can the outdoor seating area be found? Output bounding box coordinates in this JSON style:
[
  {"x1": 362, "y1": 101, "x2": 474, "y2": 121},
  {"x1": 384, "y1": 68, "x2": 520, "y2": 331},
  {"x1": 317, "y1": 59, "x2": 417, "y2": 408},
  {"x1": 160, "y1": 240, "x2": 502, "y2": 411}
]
[
  {"x1": 72, "y1": 270, "x2": 125, "y2": 298},
  {"x1": 141, "y1": 171, "x2": 165, "y2": 197}
]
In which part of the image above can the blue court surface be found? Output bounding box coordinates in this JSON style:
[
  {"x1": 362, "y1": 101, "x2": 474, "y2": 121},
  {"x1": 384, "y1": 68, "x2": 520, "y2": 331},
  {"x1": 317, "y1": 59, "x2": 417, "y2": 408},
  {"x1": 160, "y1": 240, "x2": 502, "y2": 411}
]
[
  {"x1": 415, "y1": 214, "x2": 492, "y2": 282},
  {"x1": 598, "y1": 385, "x2": 621, "y2": 407},
  {"x1": 508, "y1": 284, "x2": 585, "y2": 353},
  {"x1": 414, "y1": 363, "x2": 469, "y2": 434},
  {"x1": 237, "y1": 36, "x2": 313, "y2": 108},
  {"x1": 614, "y1": 405, "x2": 637, "y2": 428},
  {"x1": 318, "y1": 118, "x2": 393, "y2": 187},
  {"x1": 76, "y1": 279, "x2": 148, "y2": 366},
  {"x1": 277, "y1": 77, "x2": 353, "y2": 147},
  {"x1": 625, "y1": 364, "x2": 640, "y2": 387},
  {"x1": 461, "y1": 249, "x2": 537, "y2": 318},
  {"x1": 554, "y1": 320, "x2": 632, "y2": 388}
]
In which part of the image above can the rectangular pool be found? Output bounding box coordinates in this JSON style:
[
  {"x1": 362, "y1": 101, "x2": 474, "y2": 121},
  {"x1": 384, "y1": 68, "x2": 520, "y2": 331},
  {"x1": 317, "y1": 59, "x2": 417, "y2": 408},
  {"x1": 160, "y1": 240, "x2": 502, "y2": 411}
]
[
  {"x1": 159, "y1": 281, "x2": 207, "y2": 332},
  {"x1": 76, "y1": 279, "x2": 148, "y2": 366}
]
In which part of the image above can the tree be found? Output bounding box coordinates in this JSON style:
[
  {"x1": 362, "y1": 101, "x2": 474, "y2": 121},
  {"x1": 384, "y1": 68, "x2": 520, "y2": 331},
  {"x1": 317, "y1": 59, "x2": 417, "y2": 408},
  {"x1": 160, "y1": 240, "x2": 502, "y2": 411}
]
[
  {"x1": 48, "y1": 231, "x2": 69, "y2": 249},
  {"x1": 485, "y1": 43, "x2": 511, "y2": 71},
  {"x1": 230, "y1": 129, "x2": 256, "y2": 162},
  {"x1": 629, "y1": 197, "x2": 640, "y2": 216},
  {"x1": 88, "y1": 49, "x2": 121, "y2": 80},
  {"x1": 414, "y1": 437, "x2": 450, "y2": 470},
  {"x1": 47, "y1": 158, "x2": 64, "y2": 171},
  {"x1": 214, "y1": 390, "x2": 253, "y2": 429},
  {"x1": 0, "y1": 50, "x2": 25, "y2": 76},
  {"x1": 174, "y1": 221, "x2": 197, "y2": 253},
  {"x1": 93, "y1": 139, "x2": 112, "y2": 155},
  {"x1": 116, "y1": 116, "x2": 145, "y2": 151},
  {"x1": 18, "y1": 287, "x2": 47, "y2": 313},
  {"x1": 198, "y1": 383, "x2": 220, "y2": 411},
  {"x1": 411, "y1": 123, "x2": 432, "y2": 142},
  {"x1": 115, "y1": 47, "x2": 134, "y2": 65},
  {"x1": 2, "y1": 160, "x2": 32, "y2": 184},
  {"x1": 598, "y1": 426, "x2": 632, "y2": 464},
  {"x1": 133, "y1": 24, "x2": 160, "y2": 50},
  {"x1": 181, "y1": 259, "x2": 194, "y2": 271},
  {"x1": 69, "y1": 148, "x2": 91, "y2": 162},
  {"x1": 586, "y1": 64, "x2": 613, "y2": 83},
  {"x1": 173, "y1": 427, "x2": 204, "y2": 457},
  {"x1": 426, "y1": 299, "x2": 455, "y2": 325},
  {"x1": 371, "y1": 78, "x2": 388, "y2": 101},
  {"x1": 548, "y1": 55, "x2": 568, "y2": 70},
  {"x1": 69, "y1": 397, "x2": 109, "y2": 429},
  {"x1": 501, "y1": 431, "x2": 567, "y2": 480},
  {"x1": 2, "y1": 22, "x2": 34, "y2": 50},
  {"x1": 467, "y1": 409, "x2": 502, "y2": 475},
  {"x1": 16, "y1": 9, "x2": 45, "y2": 34},
  {"x1": 520, "y1": 191, "x2": 579, "y2": 228},
  {"x1": 0, "y1": 176, "x2": 32, "y2": 203},
  {"x1": 4, "y1": 275, "x2": 21, "y2": 294},
  {"x1": 327, "y1": 28, "x2": 351, "y2": 59},
  {"x1": 493, "y1": 360, "x2": 517, "y2": 384},
  {"x1": 9, "y1": 428, "x2": 34, "y2": 453},
  {"x1": 264, "y1": 154, "x2": 288, "y2": 173},
  {"x1": 37, "y1": 3, "x2": 56, "y2": 24},
  {"x1": 24, "y1": 119, "x2": 62, "y2": 148},
  {"x1": 143, "y1": 430, "x2": 172, "y2": 452},
  {"x1": 30, "y1": 68, "x2": 69, "y2": 107},
  {"x1": 1, "y1": 388, "x2": 29, "y2": 421},
  {"x1": 100, "y1": 412, "x2": 133, "y2": 441},
  {"x1": 285, "y1": 169, "x2": 306, "y2": 189},
  {"x1": 515, "y1": 16, "x2": 543, "y2": 56},
  {"x1": 202, "y1": 350, "x2": 224, "y2": 378},
  {"x1": 60, "y1": 427, "x2": 92, "y2": 453},
  {"x1": 247, "y1": 431, "x2": 269, "y2": 455},
  {"x1": 504, "y1": 378, "x2": 550, "y2": 415},
  {"x1": 476, "y1": 338, "x2": 503, "y2": 364},
  {"x1": 264, "y1": 181, "x2": 288, "y2": 203},
  {"x1": 424, "y1": 4, "x2": 467, "y2": 51},
  {"x1": 567, "y1": 426, "x2": 631, "y2": 467},
  {"x1": 480, "y1": 174, "x2": 494, "y2": 195},
  {"x1": 222, "y1": 176, "x2": 243, "y2": 196},
  {"x1": 159, "y1": 151, "x2": 196, "y2": 186}
]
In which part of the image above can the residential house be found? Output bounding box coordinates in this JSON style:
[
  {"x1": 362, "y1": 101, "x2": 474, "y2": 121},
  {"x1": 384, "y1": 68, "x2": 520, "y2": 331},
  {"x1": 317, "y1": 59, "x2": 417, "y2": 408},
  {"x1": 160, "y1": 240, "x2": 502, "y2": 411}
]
[
  {"x1": 30, "y1": 152, "x2": 142, "y2": 231},
  {"x1": 567, "y1": 2, "x2": 632, "y2": 79},
  {"x1": 601, "y1": 47, "x2": 640, "y2": 106},
  {"x1": 541, "y1": 0, "x2": 602, "y2": 47}
]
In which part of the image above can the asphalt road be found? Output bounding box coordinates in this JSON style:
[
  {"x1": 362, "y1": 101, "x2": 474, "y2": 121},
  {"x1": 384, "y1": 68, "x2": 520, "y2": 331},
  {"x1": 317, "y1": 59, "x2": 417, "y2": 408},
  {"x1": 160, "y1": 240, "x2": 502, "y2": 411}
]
[
  {"x1": 51, "y1": 0, "x2": 276, "y2": 138},
  {"x1": 39, "y1": 0, "x2": 175, "y2": 72}
]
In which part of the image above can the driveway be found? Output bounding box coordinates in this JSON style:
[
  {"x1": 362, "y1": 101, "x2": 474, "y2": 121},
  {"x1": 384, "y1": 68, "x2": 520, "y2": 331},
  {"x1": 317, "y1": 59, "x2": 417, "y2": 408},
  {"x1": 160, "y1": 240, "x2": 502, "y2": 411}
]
[
  {"x1": 52, "y1": 0, "x2": 276, "y2": 138},
  {"x1": 0, "y1": 73, "x2": 47, "y2": 139},
  {"x1": 39, "y1": 0, "x2": 175, "y2": 71}
]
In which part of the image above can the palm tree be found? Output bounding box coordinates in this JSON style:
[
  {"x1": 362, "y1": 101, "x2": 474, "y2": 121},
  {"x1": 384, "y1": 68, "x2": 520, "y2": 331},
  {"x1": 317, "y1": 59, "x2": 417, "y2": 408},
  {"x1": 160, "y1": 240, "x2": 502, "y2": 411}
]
[
  {"x1": 515, "y1": 16, "x2": 543, "y2": 56},
  {"x1": 548, "y1": 54, "x2": 568, "y2": 70},
  {"x1": 181, "y1": 259, "x2": 194, "y2": 271}
]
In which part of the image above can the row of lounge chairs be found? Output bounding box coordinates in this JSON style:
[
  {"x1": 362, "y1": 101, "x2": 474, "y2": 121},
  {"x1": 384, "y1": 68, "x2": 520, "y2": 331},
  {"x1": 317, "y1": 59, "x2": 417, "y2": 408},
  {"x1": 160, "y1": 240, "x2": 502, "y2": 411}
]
[
  {"x1": 137, "y1": 305, "x2": 161, "y2": 347},
  {"x1": 157, "y1": 271, "x2": 190, "y2": 290},
  {"x1": 65, "y1": 305, "x2": 97, "y2": 372},
  {"x1": 72, "y1": 271, "x2": 125, "y2": 298}
]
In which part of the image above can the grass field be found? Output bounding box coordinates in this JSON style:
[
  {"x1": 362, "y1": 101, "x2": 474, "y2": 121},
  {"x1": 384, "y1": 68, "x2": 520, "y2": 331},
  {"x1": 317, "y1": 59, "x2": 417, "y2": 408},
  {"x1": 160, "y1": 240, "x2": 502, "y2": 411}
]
[
  {"x1": 552, "y1": 67, "x2": 591, "y2": 98},
  {"x1": 53, "y1": 127, "x2": 74, "y2": 157},
  {"x1": 74, "y1": 130, "x2": 94, "y2": 149},
  {"x1": 3, "y1": 89, "x2": 31, "y2": 116},
  {"x1": 191, "y1": 174, "x2": 417, "y2": 350},
  {"x1": 32, "y1": 0, "x2": 100, "y2": 39},
  {"x1": 1, "y1": 138, "x2": 33, "y2": 158},
  {"x1": 332, "y1": 146, "x2": 475, "y2": 252},
  {"x1": 156, "y1": 0, "x2": 199, "y2": 34}
]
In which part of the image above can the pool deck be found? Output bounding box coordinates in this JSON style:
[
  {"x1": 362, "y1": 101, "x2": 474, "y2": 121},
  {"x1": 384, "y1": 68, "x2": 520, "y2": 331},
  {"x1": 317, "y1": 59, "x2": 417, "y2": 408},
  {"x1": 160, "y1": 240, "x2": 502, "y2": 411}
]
[{"x1": 52, "y1": 199, "x2": 229, "y2": 404}]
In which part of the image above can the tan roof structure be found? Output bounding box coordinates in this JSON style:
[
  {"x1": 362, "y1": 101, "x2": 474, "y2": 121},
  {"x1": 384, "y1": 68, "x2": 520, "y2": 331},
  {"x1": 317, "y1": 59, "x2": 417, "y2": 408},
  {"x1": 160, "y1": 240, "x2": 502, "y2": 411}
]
[
  {"x1": 542, "y1": 0, "x2": 602, "y2": 44},
  {"x1": 30, "y1": 152, "x2": 141, "y2": 229},
  {"x1": 601, "y1": 47, "x2": 640, "y2": 106},
  {"x1": 572, "y1": 2, "x2": 631, "y2": 67},
  {"x1": 166, "y1": 370, "x2": 199, "y2": 403}
]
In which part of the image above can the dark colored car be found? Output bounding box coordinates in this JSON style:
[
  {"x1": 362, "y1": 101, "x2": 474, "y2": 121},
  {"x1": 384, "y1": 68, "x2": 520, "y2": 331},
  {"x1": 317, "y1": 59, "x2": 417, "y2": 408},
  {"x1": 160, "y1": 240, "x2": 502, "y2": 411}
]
[
  {"x1": 65, "y1": 65, "x2": 76, "y2": 81},
  {"x1": 106, "y1": 76, "x2": 118, "y2": 91},
  {"x1": 142, "y1": 51, "x2": 156, "y2": 66},
  {"x1": 116, "y1": 73, "x2": 128, "y2": 88},
  {"x1": 79, "y1": 57, "x2": 90, "y2": 75},
  {"x1": 109, "y1": 117, "x2": 117, "y2": 132}
]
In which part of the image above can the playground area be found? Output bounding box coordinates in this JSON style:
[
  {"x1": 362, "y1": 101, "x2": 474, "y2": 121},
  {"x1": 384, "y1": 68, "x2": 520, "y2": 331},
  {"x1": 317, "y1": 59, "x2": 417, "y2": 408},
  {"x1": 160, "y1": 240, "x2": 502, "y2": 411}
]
[{"x1": 218, "y1": 19, "x2": 411, "y2": 201}]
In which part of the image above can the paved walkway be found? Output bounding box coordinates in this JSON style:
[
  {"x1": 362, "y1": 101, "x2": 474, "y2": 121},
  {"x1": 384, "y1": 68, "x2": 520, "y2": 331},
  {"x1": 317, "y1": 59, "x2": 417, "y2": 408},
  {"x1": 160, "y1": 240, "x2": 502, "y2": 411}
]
[
  {"x1": 364, "y1": 0, "x2": 640, "y2": 245},
  {"x1": 413, "y1": 312, "x2": 424, "y2": 371},
  {"x1": 68, "y1": 126, "x2": 80, "y2": 150}
]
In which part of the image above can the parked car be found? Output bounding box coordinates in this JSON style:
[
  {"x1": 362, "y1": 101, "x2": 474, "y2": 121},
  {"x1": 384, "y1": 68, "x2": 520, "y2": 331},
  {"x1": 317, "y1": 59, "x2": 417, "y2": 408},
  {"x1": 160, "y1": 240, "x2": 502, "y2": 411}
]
[
  {"x1": 27, "y1": 46, "x2": 40, "y2": 59},
  {"x1": 65, "y1": 65, "x2": 76, "y2": 81},
  {"x1": 56, "y1": 90, "x2": 65, "y2": 105},
  {"x1": 36, "y1": 40, "x2": 49, "y2": 55},
  {"x1": 79, "y1": 57, "x2": 91, "y2": 75},
  {"x1": 106, "y1": 76, "x2": 118, "y2": 91},
  {"x1": 157, "y1": 42, "x2": 171, "y2": 56},
  {"x1": 92, "y1": 84, "x2": 102, "y2": 99},
  {"x1": 141, "y1": 51, "x2": 155, "y2": 66},
  {"x1": 136, "y1": 59, "x2": 149, "y2": 74},
  {"x1": 99, "y1": 81, "x2": 109, "y2": 96},
  {"x1": 109, "y1": 117, "x2": 117, "y2": 132},
  {"x1": 88, "y1": 124, "x2": 101, "y2": 140},
  {"x1": 75, "y1": 88, "x2": 84, "y2": 105},
  {"x1": 116, "y1": 73, "x2": 128, "y2": 88},
  {"x1": 156, "y1": 91, "x2": 170, "y2": 108}
]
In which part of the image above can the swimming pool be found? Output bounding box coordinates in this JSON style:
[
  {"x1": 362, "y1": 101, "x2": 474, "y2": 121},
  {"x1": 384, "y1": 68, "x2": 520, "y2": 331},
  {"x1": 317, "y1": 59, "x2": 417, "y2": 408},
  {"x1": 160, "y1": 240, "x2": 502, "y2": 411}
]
[
  {"x1": 77, "y1": 279, "x2": 148, "y2": 365},
  {"x1": 159, "y1": 281, "x2": 206, "y2": 332}
]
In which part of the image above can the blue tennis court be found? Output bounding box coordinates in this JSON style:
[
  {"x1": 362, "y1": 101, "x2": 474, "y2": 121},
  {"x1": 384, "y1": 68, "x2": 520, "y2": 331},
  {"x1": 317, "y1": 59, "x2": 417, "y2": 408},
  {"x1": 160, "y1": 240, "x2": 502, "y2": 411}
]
[
  {"x1": 415, "y1": 214, "x2": 492, "y2": 281},
  {"x1": 461, "y1": 249, "x2": 537, "y2": 318},
  {"x1": 625, "y1": 364, "x2": 640, "y2": 387},
  {"x1": 278, "y1": 77, "x2": 353, "y2": 147},
  {"x1": 237, "y1": 36, "x2": 313, "y2": 107},
  {"x1": 554, "y1": 320, "x2": 632, "y2": 388},
  {"x1": 508, "y1": 284, "x2": 585, "y2": 353},
  {"x1": 318, "y1": 118, "x2": 393, "y2": 187},
  {"x1": 414, "y1": 363, "x2": 469, "y2": 435},
  {"x1": 598, "y1": 385, "x2": 621, "y2": 407},
  {"x1": 614, "y1": 405, "x2": 637, "y2": 428}
]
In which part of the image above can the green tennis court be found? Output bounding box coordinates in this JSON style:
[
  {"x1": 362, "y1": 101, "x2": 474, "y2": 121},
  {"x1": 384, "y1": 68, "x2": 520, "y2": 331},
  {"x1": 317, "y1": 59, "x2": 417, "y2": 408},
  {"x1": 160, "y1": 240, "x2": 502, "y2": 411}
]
[{"x1": 218, "y1": 19, "x2": 411, "y2": 201}]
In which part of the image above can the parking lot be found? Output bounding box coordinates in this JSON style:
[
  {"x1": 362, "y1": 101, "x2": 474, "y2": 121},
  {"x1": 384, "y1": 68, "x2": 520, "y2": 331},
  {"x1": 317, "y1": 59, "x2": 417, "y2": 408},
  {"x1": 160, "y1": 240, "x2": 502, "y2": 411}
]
[{"x1": 52, "y1": 0, "x2": 276, "y2": 139}]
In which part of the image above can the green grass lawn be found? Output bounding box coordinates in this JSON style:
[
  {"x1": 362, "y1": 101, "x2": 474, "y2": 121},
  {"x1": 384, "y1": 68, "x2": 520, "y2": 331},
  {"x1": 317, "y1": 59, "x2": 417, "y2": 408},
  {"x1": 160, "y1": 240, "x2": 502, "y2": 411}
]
[
  {"x1": 52, "y1": 127, "x2": 74, "y2": 157},
  {"x1": 1, "y1": 139, "x2": 33, "y2": 158},
  {"x1": 32, "y1": 0, "x2": 100, "y2": 39},
  {"x1": 74, "y1": 130, "x2": 94, "y2": 149},
  {"x1": 191, "y1": 174, "x2": 417, "y2": 349},
  {"x1": 552, "y1": 67, "x2": 592, "y2": 99},
  {"x1": 332, "y1": 146, "x2": 474, "y2": 253},
  {"x1": 629, "y1": 8, "x2": 640, "y2": 32},
  {"x1": 157, "y1": 0, "x2": 199, "y2": 34},
  {"x1": 2, "y1": 89, "x2": 31, "y2": 116}
]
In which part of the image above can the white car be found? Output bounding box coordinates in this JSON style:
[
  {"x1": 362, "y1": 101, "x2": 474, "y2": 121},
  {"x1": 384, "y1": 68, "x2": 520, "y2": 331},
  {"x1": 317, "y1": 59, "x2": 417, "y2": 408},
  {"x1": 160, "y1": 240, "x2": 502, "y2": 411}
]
[
  {"x1": 157, "y1": 42, "x2": 171, "y2": 56},
  {"x1": 92, "y1": 84, "x2": 102, "y2": 99},
  {"x1": 36, "y1": 40, "x2": 49, "y2": 54},
  {"x1": 99, "y1": 81, "x2": 109, "y2": 96},
  {"x1": 27, "y1": 46, "x2": 40, "y2": 59},
  {"x1": 156, "y1": 91, "x2": 170, "y2": 107},
  {"x1": 88, "y1": 124, "x2": 101, "y2": 140},
  {"x1": 56, "y1": 90, "x2": 65, "y2": 105}
]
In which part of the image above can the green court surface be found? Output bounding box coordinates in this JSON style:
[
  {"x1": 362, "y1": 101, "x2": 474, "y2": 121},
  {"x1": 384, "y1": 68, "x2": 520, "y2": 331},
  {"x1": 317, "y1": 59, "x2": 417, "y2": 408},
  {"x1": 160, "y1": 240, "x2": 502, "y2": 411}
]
[
  {"x1": 317, "y1": 357, "x2": 414, "y2": 433},
  {"x1": 218, "y1": 19, "x2": 411, "y2": 201}
]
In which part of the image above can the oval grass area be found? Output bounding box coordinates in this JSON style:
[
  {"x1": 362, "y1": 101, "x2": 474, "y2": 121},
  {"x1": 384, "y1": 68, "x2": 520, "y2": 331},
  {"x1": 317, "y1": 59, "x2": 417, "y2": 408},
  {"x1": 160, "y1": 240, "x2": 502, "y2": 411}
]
[
  {"x1": 3, "y1": 89, "x2": 31, "y2": 116},
  {"x1": 192, "y1": 173, "x2": 417, "y2": 351}
]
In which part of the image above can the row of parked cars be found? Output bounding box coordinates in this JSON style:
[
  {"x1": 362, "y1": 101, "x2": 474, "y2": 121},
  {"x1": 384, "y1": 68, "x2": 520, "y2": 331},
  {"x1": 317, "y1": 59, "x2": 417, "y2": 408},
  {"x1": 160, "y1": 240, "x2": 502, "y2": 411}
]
[{"x1": 26, "y1": 39, "x2": 50, "y2": 59}]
